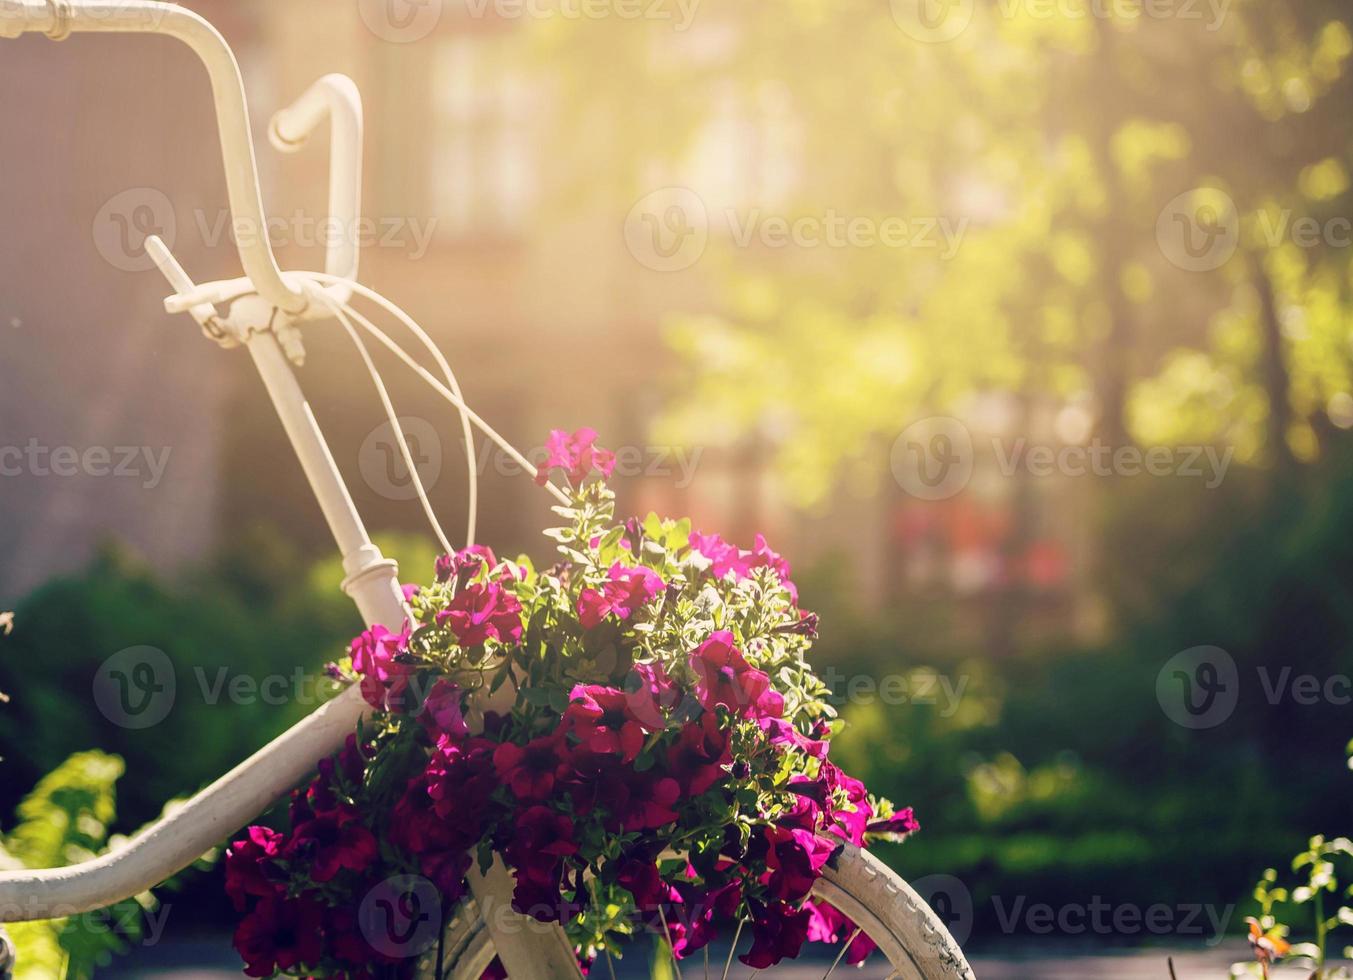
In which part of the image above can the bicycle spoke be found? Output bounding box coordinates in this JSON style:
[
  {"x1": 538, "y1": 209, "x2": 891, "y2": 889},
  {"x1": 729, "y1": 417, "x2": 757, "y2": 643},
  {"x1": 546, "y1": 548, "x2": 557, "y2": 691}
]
[
  {"x1": 819, "y1": 926, "x2": 860, "y2": 980},
  {"x1": 720, "y1": 919, "x2": 745, "y2": 980},
  {"x1": 704, "y1": 944, "x2": 710, "y2": 980}
]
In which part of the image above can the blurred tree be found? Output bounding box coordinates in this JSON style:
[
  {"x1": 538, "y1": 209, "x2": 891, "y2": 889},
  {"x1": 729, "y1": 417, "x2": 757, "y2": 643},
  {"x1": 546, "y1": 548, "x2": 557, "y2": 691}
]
[{"x1": 530, "y1": 0, "x2": 1353, "y2": 494}]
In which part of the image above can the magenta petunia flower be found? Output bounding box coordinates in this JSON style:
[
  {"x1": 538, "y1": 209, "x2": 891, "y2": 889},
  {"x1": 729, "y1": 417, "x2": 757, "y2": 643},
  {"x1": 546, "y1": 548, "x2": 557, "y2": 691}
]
[
  {"x1": 615, "y1": 856, "x2": 666, "y2": 910},
  {"x1": 564, "y1": 684, "x2": 648, "y2": 761},
  {"x1": 285, "y1": 808, "x2": 379, "y2": 883},
  {"x1": 233, "y1": 893, "x2": 326, "y2": 978},
  {"x1": 670, "y1": 877, "x2": 744, "y2": 958},
  {"x1": 350, "y1": 623, "x2": 416, "y2": 712},
  {"x1": 576, "y1": 562, "x2": 664, "y2": 629},
  {"x1": 426, "y1": 736, "x2": 499, "y2": 820},
  {"x1": 739, "y1": 899, "x2": 814, "y2": 969},
  {"x1": 389, "y1": 774, "x2": 466, "y2": 857},
  {"x1": 666, "y1": 713, "x2": 732, "y2": 796},
  {"x1": 493, "y1": 734, "x2": 571, "y2": 802},
  {"x1": 535, "y1": 427, "x2": 617, "y2": 486},
  {"x1": 616, "y1": 771, "x2": 681, "y2": 832},
  {"x1": 814, "y1": 761, "x2": 874, "y2": 846},
  {"x1": 690, "y1": 530, "x2": 799, "y2": 602},
  {"x1": 436, "y1": 579, "x2": 523, "y2": 647},
  {"x1": 419, "y1": 678, "x2": 471, "y2": 739},
  {"x1": 436, "y1": 544, "x2": 498, "y2": 585},
  {"x1": 760, "y1": 717, "x2": 829, "y2": 759},
  {"x1": 224, "y1": 825, "x2": 285, "y2": 912},
  {"x1": 621, "y1": 661, "x2": 679, "y2": 730},
  {"x1": 761, "y1": 824, "x2": 840, "y2": 903},
  {"x1": 807, "y1": 900, "x2": 877, "y2": 965},
  {"x1": 688, "y1": 631, "x2": 784, "y2": 720},
  {"x1": 867, "y1": 806, "x2": 920, "y2": 840}
]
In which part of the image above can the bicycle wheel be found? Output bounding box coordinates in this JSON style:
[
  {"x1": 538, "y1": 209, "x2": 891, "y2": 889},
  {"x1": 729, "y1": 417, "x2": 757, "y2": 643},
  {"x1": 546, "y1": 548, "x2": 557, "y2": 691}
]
[{"x1": 418, "y1": 844, "x2": 974, "y2": 980}]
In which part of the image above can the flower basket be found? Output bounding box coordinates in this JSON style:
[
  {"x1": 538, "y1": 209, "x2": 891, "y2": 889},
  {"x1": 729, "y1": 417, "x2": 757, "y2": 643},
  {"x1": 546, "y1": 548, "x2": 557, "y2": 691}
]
[{"x1": 224, "y1": 430, "x2": 919, "y2": 979}]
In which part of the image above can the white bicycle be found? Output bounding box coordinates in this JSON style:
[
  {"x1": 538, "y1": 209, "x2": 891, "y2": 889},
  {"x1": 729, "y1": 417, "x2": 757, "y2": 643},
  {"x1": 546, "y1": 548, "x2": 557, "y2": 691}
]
[{"x1": 0, "y1": 3, "x2": 975, "y2": 977}]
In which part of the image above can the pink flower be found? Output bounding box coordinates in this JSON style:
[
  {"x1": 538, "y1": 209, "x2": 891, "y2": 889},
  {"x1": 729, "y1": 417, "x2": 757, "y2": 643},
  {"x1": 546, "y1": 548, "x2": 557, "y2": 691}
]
[
  {"x1": 576, "y1": 563, "x2": 664, "y2": 629},
  {"x1": 807, "y1": 900, "x2": 877, "y2": 965},
  {"x1": 622, "y1": 662, "x2": 679, "y2": 730},
  {"x1": 426, "y1": 736, "x2": 500, "y2": 820},
  {"x1": 224, "y1": 826, "x2": 284, "y2": 912},
  {"x1": 504, "y1": 806, "x2": 581, "y2": 923},
  {"x1": 419, "y1": 678, "x2": 470, "y2": 739},
  {"x1": 867, "y1": 807, "x2": 920, "y2": 840},
  {"x1": 690, "y1": 530, "x2": 799, "y2": 602},
  {"x1": 804, "y1": 762, "x2": 873, "y2": 846},
  {"x1": 389, "y1": 775, "x2": 464, "y2": 855},
  {"x1": 494, "y1": 734, "x2": 571, "y2": 802},
  {"x1": 564, "y1": 684, "x2": 650, "y2": 761},
  {"x1": 614, "y1": 770, "x2": 681, "y2": 831},
  {"x1": 284, "y1": 808, "x2": 379, "y2": 882},
  {"x1": 436, "y1": 544, "x2": 498, "y2": 583},
  {"x1": 761, "y1": 825, "x2": 839, "y2": 902},
  {"x1": 535, "y1": 427, "x2": 617, "y2": 486},
  {"x1": 437, "y1": 580, "x2": 523, "y2": 646},
  {"x1": 349, "y1": 623, "x2": 415, "y2": 712},
  {"x1": 666, "y1": 713, "x2": 732, "y2": 796},
  {"x1": 688, "y1": 631, "x2": 784, "y2": 719},
  {"x1": 740, "y1": 899, "x2": 813, "y2": 969},
  {"x1": 233, "y1": 893, "x2": 325, "y2": 978},
  {"x1": 760, "y1": 717, "x2": 829, "y2": 760},
  {"x1": 671, "y1": 878, "x2": 743, "y2": 958},
  {"x1": 688, "y1": 531, "x2": 751, "y2": 578}
]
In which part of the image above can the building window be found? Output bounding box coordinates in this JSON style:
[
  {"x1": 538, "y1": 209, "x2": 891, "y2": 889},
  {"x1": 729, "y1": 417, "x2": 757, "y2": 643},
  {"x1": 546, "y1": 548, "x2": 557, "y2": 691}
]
[{"x1": 429, "y1": 34, "x2": 535, "y2": 241}]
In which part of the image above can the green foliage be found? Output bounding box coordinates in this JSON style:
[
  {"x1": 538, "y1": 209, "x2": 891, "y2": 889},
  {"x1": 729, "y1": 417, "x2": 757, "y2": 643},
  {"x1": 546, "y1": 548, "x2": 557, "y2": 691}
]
[
  {"x1": 0, "y1": 531, "x2": 432, "y2": 828},
  {"x1": 0, "y1": 752, "x2": 156, "y2": 980},
  {"x1": 809, "y1": 454, "x2": 1353, "y2": 938}
]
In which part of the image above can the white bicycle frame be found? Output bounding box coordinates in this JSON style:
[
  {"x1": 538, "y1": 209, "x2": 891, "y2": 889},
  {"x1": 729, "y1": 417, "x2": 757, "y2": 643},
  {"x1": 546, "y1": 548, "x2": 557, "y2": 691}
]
[{"x1": 0, "y1": 3, "x2": 583, "y2": 975}]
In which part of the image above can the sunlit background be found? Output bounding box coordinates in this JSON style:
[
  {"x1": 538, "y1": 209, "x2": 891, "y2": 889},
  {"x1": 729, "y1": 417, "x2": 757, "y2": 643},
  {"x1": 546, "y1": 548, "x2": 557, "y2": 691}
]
[{"x1": 2, "y1": 0, "x2": 1352, "y2": 974}]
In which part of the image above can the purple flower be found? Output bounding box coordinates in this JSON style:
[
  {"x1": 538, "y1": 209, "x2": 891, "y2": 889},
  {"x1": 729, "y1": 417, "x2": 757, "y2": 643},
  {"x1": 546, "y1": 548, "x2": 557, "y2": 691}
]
[
  {"x1": 761, "y1": 825, "x2": 840, "y2": 903},
  {"x1": 740, "y1": 899, "x2": 813, "y2": 969},
  {"x1": 233, "y1": 893, "x2": 325, "y2": 978},
  {"x1": 867, "y1": 806, "x2": 920, "y2": 841},
  {"x1": 493, "y1": 734, "x2": 571, "y2": 802},
  {"x1": 665, "y1": 713, "x2": 731, "y2": 796},
  {"x1": 807, "y1": 900, "x2": 877, "y2": 965},
  {"x1": 284, "y1": 808, "x2": 379, "y2": 883},
  {"x1": 761, "y1": 717, "x2": 829, "y2": 759},
  {"x1": 224, "y1": 826, "x2": 284, "y2": 912},
  {"x1": 689, "y1": 631, "x2": 783, "y2": 719}
]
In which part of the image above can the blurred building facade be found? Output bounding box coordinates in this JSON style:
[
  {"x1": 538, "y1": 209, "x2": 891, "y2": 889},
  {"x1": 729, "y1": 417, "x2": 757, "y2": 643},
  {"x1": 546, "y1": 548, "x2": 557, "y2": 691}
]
[{"x1": 0, "y1": 0, "x2": 1084, "y2": 633}]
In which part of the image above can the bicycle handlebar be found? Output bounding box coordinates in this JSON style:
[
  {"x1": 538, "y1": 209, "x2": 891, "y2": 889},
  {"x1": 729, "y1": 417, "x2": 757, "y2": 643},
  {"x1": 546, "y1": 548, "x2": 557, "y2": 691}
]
[
  {"x1": 0, "y1": 0, "x2": 318, "y2": 314},
  {"x1": 270, "y1": 73, "x2": 363, "y2": 286}
]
